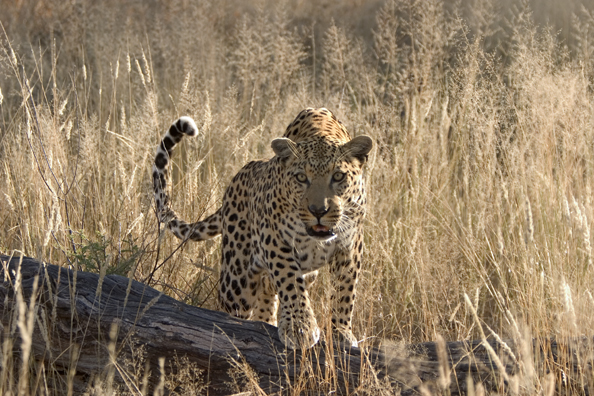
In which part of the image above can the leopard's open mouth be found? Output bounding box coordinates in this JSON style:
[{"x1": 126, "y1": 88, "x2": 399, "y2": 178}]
[{"x1": 307, "y1": 224, "x2": 335, "y2": 239}]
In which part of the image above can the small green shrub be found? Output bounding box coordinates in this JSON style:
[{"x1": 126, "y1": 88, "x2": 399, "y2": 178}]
[{"x1": 66, "y1": 231, "x2": 143, "y2": 276}]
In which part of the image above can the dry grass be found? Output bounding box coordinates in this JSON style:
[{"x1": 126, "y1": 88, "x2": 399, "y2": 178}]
[{"x1": 2, "y1": 0, "x2": 594, "y2": 394}]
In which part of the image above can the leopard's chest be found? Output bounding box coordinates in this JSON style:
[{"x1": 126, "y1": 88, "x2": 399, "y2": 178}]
[{"x1": 291, "y1": 238, "x2": 336, "y2": 273}]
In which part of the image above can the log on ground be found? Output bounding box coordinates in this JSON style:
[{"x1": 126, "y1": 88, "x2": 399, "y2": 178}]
[{"x1": 0, "y1": 254, "x2": 592, "y2": 395}]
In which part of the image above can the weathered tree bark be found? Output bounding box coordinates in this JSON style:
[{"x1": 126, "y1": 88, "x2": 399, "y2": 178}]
[{"x1": 0, "y1": 254, "x2": 592, "y2": 395}]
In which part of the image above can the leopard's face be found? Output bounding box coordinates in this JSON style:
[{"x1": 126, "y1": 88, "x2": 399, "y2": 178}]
[{"x1": 277, "y1": 138, "x2": 371, "y2": 241}]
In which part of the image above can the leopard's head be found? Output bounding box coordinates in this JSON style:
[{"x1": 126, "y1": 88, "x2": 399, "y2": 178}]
[{"x1": 272, "y1": 133, "x2": 372, "y2": 241}]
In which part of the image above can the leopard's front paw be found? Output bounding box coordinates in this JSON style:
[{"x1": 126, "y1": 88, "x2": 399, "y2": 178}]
[{"x1": 277, "y1": 314, "x2": 320, "y2": 349}]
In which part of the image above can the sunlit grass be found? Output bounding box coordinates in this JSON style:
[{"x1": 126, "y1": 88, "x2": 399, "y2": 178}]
[{"x1": 2, "y1": 0, "x2": 594, "y2": 393}]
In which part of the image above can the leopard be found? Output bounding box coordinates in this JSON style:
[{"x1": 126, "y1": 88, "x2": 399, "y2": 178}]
[{"x1": 152, "y1": 108, "x2": 373, "y2": 349}]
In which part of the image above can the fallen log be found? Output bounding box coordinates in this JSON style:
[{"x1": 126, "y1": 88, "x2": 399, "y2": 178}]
[{"x1": 0, "y1": 254, "x2": 592, "y2": 395}]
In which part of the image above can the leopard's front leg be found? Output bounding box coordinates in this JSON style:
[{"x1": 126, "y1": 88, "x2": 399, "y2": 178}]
[
  {"x1": 267, "y1": 244, "x2": 320, "y2": 349},
  {"x1": 329, "y1": 234, "x2": 363, "y2": 348}
]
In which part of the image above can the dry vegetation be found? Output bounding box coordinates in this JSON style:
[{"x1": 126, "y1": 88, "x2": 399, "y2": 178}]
[{"x1": 2, "y1": 0, "x2": 594, "y2": 394}]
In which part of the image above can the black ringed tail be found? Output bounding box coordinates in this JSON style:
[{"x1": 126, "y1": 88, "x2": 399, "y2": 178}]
[{"x1": 152, "y1": 117, "x2": 199, "y2": 224}]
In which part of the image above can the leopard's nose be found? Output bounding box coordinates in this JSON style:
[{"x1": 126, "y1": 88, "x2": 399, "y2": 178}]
[{"x1": 308, "y1": 204, "x2": 329, "y2": 219}]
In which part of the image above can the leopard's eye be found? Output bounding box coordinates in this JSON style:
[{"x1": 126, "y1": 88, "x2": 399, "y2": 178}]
[
  {"x1": 295, "y1": 173, "x2": 308, "y2": 183},
  {"x1": 332, "y1": 171, "x2": 346, "y2": 182}
]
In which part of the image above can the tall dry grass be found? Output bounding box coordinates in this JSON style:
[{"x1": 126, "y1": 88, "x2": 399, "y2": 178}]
[{"x1": 2, "y1": 0, "x2": 594, "y2": 393}]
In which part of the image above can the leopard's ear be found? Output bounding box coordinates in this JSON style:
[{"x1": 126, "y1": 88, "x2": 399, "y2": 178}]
[
  {"x1": 343, "y1": 135, "x2": 373, "y2": 164},
  {"x1": 271, "y1": 138, "x2": 298, "y2": 160}
]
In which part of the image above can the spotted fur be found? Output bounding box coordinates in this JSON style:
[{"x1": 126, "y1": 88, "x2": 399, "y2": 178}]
[{"x1": 153, "y1": 108, "x2": 373, "y2": 349}]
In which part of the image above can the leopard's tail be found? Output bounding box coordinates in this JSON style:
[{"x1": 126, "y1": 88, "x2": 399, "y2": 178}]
[{"x1": 152, "y1": 117, "x2": 222, "y2": 241}]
